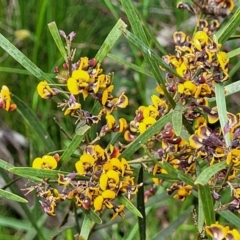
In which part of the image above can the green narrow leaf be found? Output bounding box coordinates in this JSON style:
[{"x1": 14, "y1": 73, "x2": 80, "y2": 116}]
[
  {"x1": 118, "y1": 195, "x2": 143, "y2": 218},
  {"x1": 122, "y1": 29, "x2": 184, "y2": 82},
  {"x1": 161, "y1": 162, "x2": 195, "y2": 186},
  {"x1": 82, "y1": 208, "x2": 102, "y2": 224},
  {"x1": 60, "y1": 132, "x2": 89, "y2": 168},
  {"x1": 95, "y1": 19, "x2": 127, "y2": 63},
  {"x1": 120, "y1": 112, "x2": 172, "y2": 159},
  {"x1": 107, "y1": 53, "x2": 153, "y2": 78},
  {"x1": 194, "y1": 161, "x2": 227, "y2": 185},
  {"x1": 218, "y1": 210, "x2": 240, "y2": 228},
  {"x1": 8, "y1": 167, "x2": 81, "y2": 180},
  {"x1": 0, "y1": 189, "x2": 28, "y2": 203},
  {"x1": 217, "y1": 6, "x2": 240, "y2": 44},
  {"x1": 224, "y1": 80, "x2": 240, "y2": 97},
  {"x1": 198, "y1": 193, "x2": 204, "y2": 234},
  {"x1": 137, "y1": 167, "x2": 146, "y2": 240},
  {"x1": 227, "y1": 47, "x2": 240, "y2": 59},
  {"x1": 215, "y1": 83, "x2": 231, "y2": 147},
  {"x1": 80, "y1": 215, "x2": 93, "y2": 240},
  {"x1": 0, "y1": 33, "x2": 54, "y2": 84},
  {"x1": 198, "y1": 185, "x2": 215, "y2": 225},
  {"x1": 0, "y1": 216, "x2": 31, "y2": 231},
  {"x1": 12, "y1": 94, "x2": 56, "y2": 152},
  {"x1": 151, "y1": 206, "x2": 193, "y2": 240},
  {"x1": 0, "y1": 158, "x2": 14, "y2": 170},
  {"x1": 172, "y1": 102, "x2": 184, "y2": 136},
  {"x1": 48, "y1": 22, "x2": 68, "y2": 62}
]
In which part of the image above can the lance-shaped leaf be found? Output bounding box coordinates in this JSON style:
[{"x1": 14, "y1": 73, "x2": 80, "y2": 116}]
[
  {"x1": 82, "y1": 208, "x2": 102, "y2": 224},
  {"x1": 80, "y1": 215, "x2": 93, "y2": 240},
  {"x1": 215, "y1": 83, "x2": 231, "y2": 147},
  {"x1": 118, "y1": 195, "x2": 143, "y2": 218},
  {"x1": 95, "y1": 19, "x2": 127, "y2": 63},
  {"x1": 48, "y1": 22, "x2": 67, "y2": 62},
  {"x1": 198, "y1": 185, "x2": 215, "y2": 226},
  {"x1": 217, "y1": 6, "x2": 240, "y2": 44},
  {"x1": 194, "y1": 161, "x2": 227, "y2": 185},
  {"x1": 0, "y1": 189, "x2": 28, "y2": 203},
  {"x1": 172, "y1": 102, "x2": 184, "y2": 136},
  {"x1": 0, "y1": 33, "x2": 54, "y2": 84}
]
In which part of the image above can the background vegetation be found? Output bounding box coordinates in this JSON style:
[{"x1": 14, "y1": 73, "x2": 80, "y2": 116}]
[{"x1": 1, "y1": 0, "x2": 240, "y2": 239}]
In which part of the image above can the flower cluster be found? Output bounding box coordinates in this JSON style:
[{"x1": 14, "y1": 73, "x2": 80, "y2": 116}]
[
  {"x1": 178, "y1": 0, "x2": 235, "y2": 17},
  {"x1": 163, "y1": 20, "x2": 228, "y2": 106},
  {"x1": 31, "y1": 145, "x2": 140, "y2": 219},
  {"x1": 124, "y1": 93, "x2": 169, "y2": 141},
  {"x1": 0, "y1": 85, "x2": 17, "y2": 111},
  {"x1": 205, "y1": 222, "x2": 240, "y2": 240},
  {"x1": 37, "y1": 56, "x2": 128, "y2": 125}
]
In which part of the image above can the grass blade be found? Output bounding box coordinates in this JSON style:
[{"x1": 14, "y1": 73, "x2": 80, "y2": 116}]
[
  {"x1": 48, "y1": 21, "x2": 68, "y2": 62},
  {"x1": 224, "y1": 80, "x2": 240, "y2": 97},
  {"x1": 59, "y1": 130, "x2": 89, "y2": 168},
  {"x1": 215, "y1": 83, "x2": 231, "y2": 147},
  {"x1": 107, "y1": 53, "x2": 153, "y2": 77},
  {"x1": 95, "y1": 19, "x2": 127, "y2": 63},
  {"x1": 82, "y1": 208, "x2": 102, "y2": 224},
  {"x1": 198, "y1": 185, "x2": 215, "y2": 225},
  {"x1": 80, "y1": 215, "x2": 93, "y2": 240},
  {"x1": 194, "y1": 161, "x2": 227, "y2": 185},
  {"x1": 0, "y1": 189, "x2": 28, "y2": 203},
  {"x1": 218, "y1": 210, "x2": 240, "y2": 228},
  {"x1": 0, "y1": 158, "x2": 14, "y2": 170},
  {"x1": 118, "y1": 195, "x2": 143, "y2": 218},
  {"x1": 217, "y1": 6, "x2": 240, "y2": 44},
  {"x1": 0, "y1": 33, "x2": 54, "y2": 84},
  {"x1": 172, "y1": 101, "x2": 184, "y2": 136},
  {"x1": 12, "y1": 94, "x2": 56, "y2": 152},
  {"x1": 8, "y1": 167, "x2": 79, "y2": 181},
  {"x1": 137, "y1": 167, "x2": 146, "y2": 240}
]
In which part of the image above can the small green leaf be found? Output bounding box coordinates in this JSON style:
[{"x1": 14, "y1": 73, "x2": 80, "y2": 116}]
[
  {"x1": 118, "y1": 195, "x2": 143, "y2": 218},
  {"x1": 95, "y1": 19, "x2": 127, "y2": 63},
  {"x1": 215, "y1": 83, "x2": 231, "y2": 147},
  {"x1": 82, "y1": 208, "x2": 102, "y2": 224},
  {"x1": 198, "y1": 185, "x2": 215, "y2": 225},
  {"x1": 60, "y1": 133, "x2": 88, "y2": 168},
  {"x1": 8, "y1": 167, "x2": 82, "y2": 181},
  {"x1": 48, "y1": 22, "x2": 67, "y2": 62},
  {"x1": 0, "y1": 158, "x2": 14, "y2": 170},
  {"x1": 218, "y1": 210, "x2": 240, "y2": 228},
  {"x1": 217, "y1": 6, "x2": 240, "y2": 44},
  {"x1": 151, "y1": 206, "x2": 193, "y2": 240},
  {"x1": 80, "y1": 215, "x2": 93, "y2": 240},
  {"x1": 194, "y1": 161, "x2": 227, "y2": 185},
  {"x1": 224, "y1": 80, "x2": 240, "y2": 97},
  {"x1": 172, "y1": 102, "x2": 184, "y2": 136},
  {"x1": 0, "y1": 189, "x2": 28, "y2": 203},
  {"x1": 75, "y1": 124, "x2": 90, "y2": 136},
  {"x1": 12, "y1": 94, "x2": 56, "y2": 152},
  {"x1": 198, "y1": 191, "x2": 205, "y2": 233},
  {"x1": 137, "y1": 167, "x2": 146, "y2": 240},
  {"x1": 227, "y1": 47, "x2": 240, "y2": 59}
]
